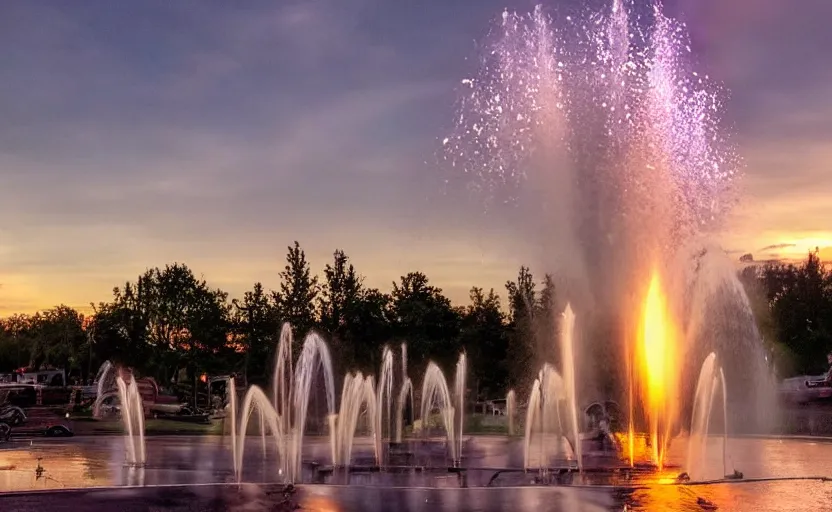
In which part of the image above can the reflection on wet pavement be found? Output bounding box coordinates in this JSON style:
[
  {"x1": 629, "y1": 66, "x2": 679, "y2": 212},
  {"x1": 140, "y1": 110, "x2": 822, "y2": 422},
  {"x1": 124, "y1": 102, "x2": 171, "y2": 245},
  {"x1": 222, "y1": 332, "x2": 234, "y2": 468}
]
[{"x1": 0, "y1": 436, "x2": 831, "y2": 511}]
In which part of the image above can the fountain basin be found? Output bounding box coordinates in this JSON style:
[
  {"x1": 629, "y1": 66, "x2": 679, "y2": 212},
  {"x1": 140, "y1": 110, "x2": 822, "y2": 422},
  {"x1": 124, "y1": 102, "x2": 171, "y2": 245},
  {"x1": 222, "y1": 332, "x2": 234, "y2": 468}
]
[{"x1": 1, "y1": 435, "x2": 831, "y2": 511}]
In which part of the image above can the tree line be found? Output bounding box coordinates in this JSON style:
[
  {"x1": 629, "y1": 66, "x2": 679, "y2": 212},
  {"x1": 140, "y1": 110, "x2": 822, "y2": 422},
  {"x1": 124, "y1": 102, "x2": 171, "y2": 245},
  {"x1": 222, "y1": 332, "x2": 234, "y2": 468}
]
[{"x1": 1, "y1": 242, "x2": 830, "y2": 400}]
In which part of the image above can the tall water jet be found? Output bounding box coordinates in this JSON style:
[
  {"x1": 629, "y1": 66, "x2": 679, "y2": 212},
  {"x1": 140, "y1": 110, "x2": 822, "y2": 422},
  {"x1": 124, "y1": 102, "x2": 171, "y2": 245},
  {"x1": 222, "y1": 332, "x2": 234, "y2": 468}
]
[
  {"x1": 335, "y1": 372, "x2": 380, "y2": 466},
  {"x1": 636, "y1": 272, "x2": 679, "y2": 469},
  {"x1": 395, "y1": 342, "x2": 412, "y2": 443},
  {"x1": 229, "y1": 327, "x2": 337, "y2": 483},
  {"x1": 686, "y1": 352, "x2": 729, "y2": 481},
  {"x1": 291, "y1": 332, "x2": 337, "y2": 479},
  {"x1": 92, "y1": 360, "x2": 117, "y2": 418},
  {"x1": 626, "y1": 321, "x2": 635, "y2": 468},
  {"x1": 401, "y1": 342, "x2": 408, "y2": 384},
  {"x1": 506, "y1": 389, "x2": 516, "y2": 436},
  {"x1": 454, "y1": 352, "x2": 467, "y2": 464},
  {"x1": 560, "y1": 304, "x2": 582, "y2": 471},
  {"x1": 228, "y1": 377, "x2": 238, "y2": 478},
  {"x1": 272, "y1": 322, "x2": 294, "y2": 470},
  {"x1": 523, "y1": 364, "x2": 574, "y2": 471},
  {"x1": 524, "y1": 377, "x2": 543, "y2": 471},
  {"x1": 443, "y1": 1, "x2": 746, "y2": 467},
  {"x1": 234, "y1": 385, "x2": 285, "y2": 483},
  {"x1": 95, "y1": 360, "x2": 116, "y2": 396},
  {"x1": 420, "y1": 362, "x2": 457, "y2": 463},
  {"x1": 116, "y1": 374, "x2": 146, "y2": 467},
  {"x1": 395, "y1": 377, "x2": 414, "y2": 443},
  {"x1": 377, "y1": 346, "x2": 395, "y2": 448}
]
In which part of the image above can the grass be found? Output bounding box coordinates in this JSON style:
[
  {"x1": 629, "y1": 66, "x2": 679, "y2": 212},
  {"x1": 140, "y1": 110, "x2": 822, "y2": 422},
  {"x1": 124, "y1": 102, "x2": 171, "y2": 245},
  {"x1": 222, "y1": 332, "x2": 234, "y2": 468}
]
[
  {"x1": 412, "y1": 413, "x2": 521, "y2": 436},
  {"x1": 70, "y1": 416, "x2": 223, "y2": 436},
  {"x1": 65, "y1": 412, "x2": 518, "y2": 438}
]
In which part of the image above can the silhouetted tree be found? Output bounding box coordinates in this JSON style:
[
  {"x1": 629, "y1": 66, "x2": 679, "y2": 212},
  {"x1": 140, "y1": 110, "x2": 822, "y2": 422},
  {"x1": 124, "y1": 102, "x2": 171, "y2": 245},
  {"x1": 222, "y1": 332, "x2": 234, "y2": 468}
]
[
  {"x1": 761, "y1": 251, "x2": 832, "y2": 375},
  {"x1": 350, "y1": 288, "x2": 393, "y2": 374},
  {"x1": 107, "y1": 263, "x2": 230, "y2": 383},
  {"x1": 505, "y1": 266, "x2": 536, "y2": 393},
  {"x1": 391, "y1": 272, "x2": 461, "y2": 374},
  {"x1": 535, "y1": 274, "x2": 559, "y2": 368},
  {"x1": 460, "y1": 287, "x2": 508, "y2": 399},
  {"x1": 318, "y1": 249, "x2": 364, "y2": 371},
  {"x1": 232, "y1": 282, "x2": 281, "y2": 383},
  {"x1": 8, "y1": 244, "x2": 832, "y2": 401},
  {"x1": 277, "y1": 242, "x2": 319, "y2": 348}
]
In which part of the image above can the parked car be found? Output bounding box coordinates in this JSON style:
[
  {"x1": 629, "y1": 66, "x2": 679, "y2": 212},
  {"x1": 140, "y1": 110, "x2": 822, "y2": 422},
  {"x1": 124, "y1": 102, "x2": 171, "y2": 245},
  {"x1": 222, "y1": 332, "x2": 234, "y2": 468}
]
[{"x1": 780, "y1": 375, "x2": 832, "y2": 404}]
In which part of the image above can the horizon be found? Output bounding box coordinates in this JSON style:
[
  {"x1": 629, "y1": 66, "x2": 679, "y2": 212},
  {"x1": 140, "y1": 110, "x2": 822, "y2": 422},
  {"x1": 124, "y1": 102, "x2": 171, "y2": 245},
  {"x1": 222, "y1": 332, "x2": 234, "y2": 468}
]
[
  {"x1": 2, "y1": 245, "x2": 822, "y2": 318},
  {"x1": 2, "y1": 0, "x2": 832, "y2": 316}
]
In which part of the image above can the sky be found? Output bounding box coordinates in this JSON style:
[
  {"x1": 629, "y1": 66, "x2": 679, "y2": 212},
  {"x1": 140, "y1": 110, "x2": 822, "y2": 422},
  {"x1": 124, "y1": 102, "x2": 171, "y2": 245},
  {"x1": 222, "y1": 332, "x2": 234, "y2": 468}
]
[{"x1": 1, "y1": 0, "x2": 831, "y2": 315}]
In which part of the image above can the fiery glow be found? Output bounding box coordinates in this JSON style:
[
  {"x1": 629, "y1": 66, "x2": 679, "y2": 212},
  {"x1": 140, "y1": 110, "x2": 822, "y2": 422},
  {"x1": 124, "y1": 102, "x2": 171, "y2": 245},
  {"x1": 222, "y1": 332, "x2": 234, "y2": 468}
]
[{"x1": 636, "y1": 271, "x2": 679, "y2": 468}]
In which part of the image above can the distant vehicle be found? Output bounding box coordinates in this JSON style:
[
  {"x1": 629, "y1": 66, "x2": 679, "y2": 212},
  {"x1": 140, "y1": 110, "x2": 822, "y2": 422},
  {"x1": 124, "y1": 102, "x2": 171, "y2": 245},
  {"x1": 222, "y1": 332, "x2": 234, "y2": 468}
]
[
  {"x1": 780, "y1": 375, "x2": 832, "y2": 404},
  {"x1": 11, "y1": 421, "x2": 74, "y2": 438},
  {"x1": 0, "y1": 368, "x2": 73, "y2": 407}
]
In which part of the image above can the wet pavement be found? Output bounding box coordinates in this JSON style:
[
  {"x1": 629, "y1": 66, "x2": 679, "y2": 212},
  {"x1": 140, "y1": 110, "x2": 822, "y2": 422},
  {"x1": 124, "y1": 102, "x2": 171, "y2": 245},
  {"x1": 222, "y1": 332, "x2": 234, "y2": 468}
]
[{"x1": 0, "y1": 435, "x2": 831, "y2": 510}]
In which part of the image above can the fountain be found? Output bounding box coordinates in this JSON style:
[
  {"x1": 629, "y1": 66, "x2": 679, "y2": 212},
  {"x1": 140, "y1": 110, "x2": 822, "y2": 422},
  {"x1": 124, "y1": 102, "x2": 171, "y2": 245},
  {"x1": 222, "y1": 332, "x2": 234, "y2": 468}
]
[
  {"x1": 90, "y1": 0, "x2": 768, "y2": 491},
  {"x1": 454, "y1": 352, "x2": 467, "y2": 464},
  {"x1": 420, "y1": 362, "x2": 457, "y2": 464},
  {"x1": 229, "y1": 325, "x2": 337, "y2": 483},
  {"x1": 88, "y1": 362, "x2": 146, "y2": 466},
  {"x1": 233, "y1": 385, "x2": 285, "y2": 482},
  {"x1": 72, "y1": 0, "x2": 767, "y2": 490},
  {"x1": 521, "y1": 303, "x2": 582, "y2": 473},
  {"x1": 523, "y1": 363, "x2": 574, "y2": 471},
  {"x1": 395, "y1": 380, "x2": 414, "y2": 444},
  {"x1": 395, "y1": 343, "x2": 415, "y2": 443},
  {"x1": 376, "y1": 346, "x2": 394, "y2": 456},
  {"x1": 334, "y1": 372, "x2": 379, "y2": 467},
  {"x1": 291, "y1": 331, "x2": 337, "y2": 476},
  {"x1": 686, "y1": 352, "x2": 729, "y2": 481},
  {"x1": 115, "y1": 373, "x2": 146, "y2": 467},
  {"x1": 75, "y1": 0, "x2": 768, "y2": 497},
  {"x1": 506, "y1": 389, "x2": 516, "y2": 436},
  {"x1": 0, "y1": 3, "x2": 814, "y2": 510},
  {"x1": 272, "y1": 323, "x2": 294, "y2": 476},
  {"x1": 441, "y1": 0, "x2": 772, "y2": 478},
  {"x1": 560, "y1": 304, "x2": 582, "y2": 471},
  {"x1": 91, "y1": 360, "x2": 117, "y2": 418}
]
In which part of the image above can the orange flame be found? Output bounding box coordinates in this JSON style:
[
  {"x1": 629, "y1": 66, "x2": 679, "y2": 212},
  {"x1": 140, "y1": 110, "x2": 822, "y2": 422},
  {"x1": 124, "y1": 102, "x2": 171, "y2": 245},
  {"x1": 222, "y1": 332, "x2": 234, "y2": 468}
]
[{"x1": 636, "y1": 271, "x2": 678, "y2": 468}]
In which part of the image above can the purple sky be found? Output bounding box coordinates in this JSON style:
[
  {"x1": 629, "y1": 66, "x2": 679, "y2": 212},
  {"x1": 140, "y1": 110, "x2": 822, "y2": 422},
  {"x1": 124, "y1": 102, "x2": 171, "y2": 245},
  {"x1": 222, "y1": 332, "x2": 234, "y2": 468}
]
[{"x1": 2, "y1": 0, "x2": 831, "y2": 314}]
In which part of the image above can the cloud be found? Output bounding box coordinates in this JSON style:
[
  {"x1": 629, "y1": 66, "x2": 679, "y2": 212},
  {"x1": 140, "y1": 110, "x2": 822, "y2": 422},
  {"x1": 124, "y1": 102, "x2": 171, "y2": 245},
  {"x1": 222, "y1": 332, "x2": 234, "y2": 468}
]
[
  {"x1": 0, "y1": 0, "x2": 503, "y2": 314},
  {"x1": 4, "y1": 0, "x2": 831, "y2": 313},
  {"x1": 0, "y1": 0, "x2": 455, "y2": 237},
  {"x1": 759, "y1": 243, "x2": 796, "y2": 252}
]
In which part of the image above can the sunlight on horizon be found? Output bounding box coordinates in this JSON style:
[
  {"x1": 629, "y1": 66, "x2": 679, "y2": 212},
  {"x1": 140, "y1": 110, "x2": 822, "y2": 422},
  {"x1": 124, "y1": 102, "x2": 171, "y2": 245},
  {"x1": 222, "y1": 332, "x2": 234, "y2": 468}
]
[{"x1": 5, "y1": 232, "x2": 832, "y2": 316}]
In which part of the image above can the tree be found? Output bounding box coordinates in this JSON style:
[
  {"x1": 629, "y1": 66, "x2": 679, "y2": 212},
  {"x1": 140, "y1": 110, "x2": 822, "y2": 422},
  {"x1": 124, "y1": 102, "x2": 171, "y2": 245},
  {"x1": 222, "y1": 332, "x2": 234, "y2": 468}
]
[
  {"x1": 350, "y1": 288, "x2": 393, "y2": 374},
  {"x1": 318, "y1": 250, "x2": 364, "y2": 370},
  {"x1": 505, "y1": 266, "x2": 537, "y2": 392},
  {"x1": 31, "y1": 305, "x2": 88, "y2": 377},
  {"x1": 0, "y1": 314, "x2": 36, "y2": 371},
  {"x1": 232, "y1": 282, "x2": 281, "y2": 383},
  {"x1": 278, "y1": 242, "x2": 319, "y2": 347},
  {"x1": 535, "y1": 274, "x2": 559, "y2": 368},
  {"x1": 106, "y1": 263, "x2": 231, "y2": 383},
  {"x1": 460, "y1": 287, "x2": 508, "y2": 398},
  {"x1": 90, "y1": 282, "x2": 154, "y2": 374},
  {"x1": 391, "y1": 272, "x2": 461, "y2": 374},
  {"x1": 761, "y1": 251, "x2": 832, "y2": 375}
]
